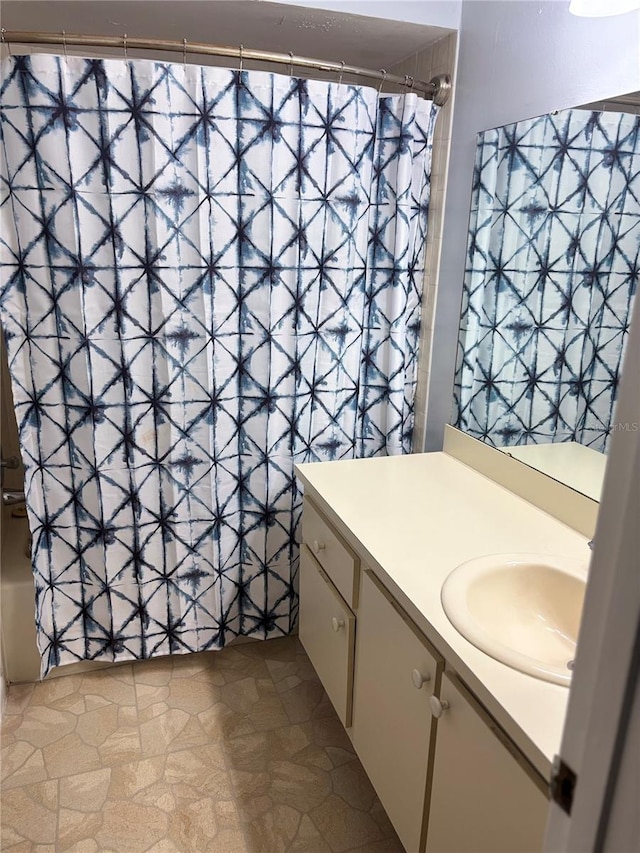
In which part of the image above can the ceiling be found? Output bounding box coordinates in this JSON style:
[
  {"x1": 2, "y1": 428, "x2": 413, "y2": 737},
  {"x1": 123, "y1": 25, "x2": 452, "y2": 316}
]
[{"x1": 0, "y1": 1, "x2": 451, "y2": 70}]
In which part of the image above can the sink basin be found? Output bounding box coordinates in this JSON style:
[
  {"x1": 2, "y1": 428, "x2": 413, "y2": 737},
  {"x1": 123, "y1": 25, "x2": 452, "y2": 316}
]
[{"x1": 441, "y1": 554, "x2": 587, "y2": 686}]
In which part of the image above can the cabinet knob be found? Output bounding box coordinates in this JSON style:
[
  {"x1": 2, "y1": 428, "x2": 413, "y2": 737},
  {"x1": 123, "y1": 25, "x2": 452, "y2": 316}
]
[
  {"x1": 411, "y1": 668, "x2": 431, "y2": 689},
  {"x1": 331, "y1": 616, "x2": 345, "y2": 632},
  {"x1": 429, "y1": 695, "x2": 450, "y2": 718},
  {"x1": 312, "y1": 540, "x2": 325, "y2": 555}
]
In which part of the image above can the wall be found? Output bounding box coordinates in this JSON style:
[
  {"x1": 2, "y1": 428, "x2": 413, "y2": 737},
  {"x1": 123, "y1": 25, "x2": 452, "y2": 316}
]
[
  {"x1": 388, "y1": 35, "x2": 458, "y2": 450},
  {"x1": 275, "y1": 0, "x2": 462, "y2": 29},
  {"x1": 425, "y1": 0, "x2": 640, "y2": 450}
]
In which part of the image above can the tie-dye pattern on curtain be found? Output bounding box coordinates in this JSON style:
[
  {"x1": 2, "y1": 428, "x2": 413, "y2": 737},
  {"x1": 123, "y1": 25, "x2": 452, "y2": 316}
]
[
  {"x1": 454, "y1": 109, "x2": 639, "y2": 451},
  {"x1": 0, "y1": 55, "x2": 438, "y2": 675}
]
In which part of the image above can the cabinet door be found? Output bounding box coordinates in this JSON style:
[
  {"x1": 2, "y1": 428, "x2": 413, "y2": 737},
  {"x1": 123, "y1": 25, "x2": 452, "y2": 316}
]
[
  {"x1": 426, "y1": 673, "x2": 548, "y2": 853},
  {"x1": 352, "y1": 569, "x2": 442, "y2": 853},
  {"x1": 299, "y1": 545, "x2": 355, "y2": 727}
]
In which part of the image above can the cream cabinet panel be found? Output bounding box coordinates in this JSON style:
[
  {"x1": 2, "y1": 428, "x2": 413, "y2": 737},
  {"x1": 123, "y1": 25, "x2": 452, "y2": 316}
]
[
  {"x1": 426, "y1": 672, "x2": 548, "y2": 853},
  {"x1": 299, "y1": 544, "x2": 355, "y2": 727},
  {"x1": 352, "y1": 569, "x2": 443, "y2": 853},
  {"x1": 301, "y1": 498, "x2": 359, "y2": 607}
]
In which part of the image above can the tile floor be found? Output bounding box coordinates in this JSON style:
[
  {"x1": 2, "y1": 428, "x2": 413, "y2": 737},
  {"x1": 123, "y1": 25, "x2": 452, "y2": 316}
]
[{"x1": 1, "y1": 636, "x2": 404, "y2": 852}]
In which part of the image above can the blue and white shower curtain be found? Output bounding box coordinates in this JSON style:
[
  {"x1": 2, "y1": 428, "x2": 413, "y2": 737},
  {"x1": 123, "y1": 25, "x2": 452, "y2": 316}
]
[
  {"x1": 0, "y1": 54, "x2": 437, "y2": 675},
  {"x1": 454, "y1": 109, "x2": 639, "y2": 451}
]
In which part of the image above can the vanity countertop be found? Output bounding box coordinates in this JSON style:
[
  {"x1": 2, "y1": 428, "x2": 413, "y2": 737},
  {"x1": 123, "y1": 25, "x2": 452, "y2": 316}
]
[{"x1": 295, "y1": 451, "x2": 591, "y2": 781}]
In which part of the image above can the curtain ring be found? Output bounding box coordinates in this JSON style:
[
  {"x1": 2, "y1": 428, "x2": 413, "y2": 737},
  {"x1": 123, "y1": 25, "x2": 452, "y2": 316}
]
[
  {"x1": 183, "y1": 37, "x2": 187, "y2": 68},
  {"x1": 338, "y1": 60, "x2": 345, "y2": 87},
  {"x1": 378, "y1": 69, "x2": 387, "y2": 94},
  {"x1": 1, "y1": 28, "x2": 10, "y2": 58},
  {"x1": 407, "y1": 76, "x2": 415, "y2": 92},
  {"x1": 402, "y1": 74, "x2": 409, "y2": 94},
  {"x1": 288, "y1": 51, "x2": 294, "y2": 79},
  {"x1": 62, "y1": 30, "x2": 68, "y2": 61},
  {"x1": 239, "y1": 44, "x2": 243, "y2": 73},
  {"x1": 123, "y1": 33, "x2": 128, "y2": 61}
]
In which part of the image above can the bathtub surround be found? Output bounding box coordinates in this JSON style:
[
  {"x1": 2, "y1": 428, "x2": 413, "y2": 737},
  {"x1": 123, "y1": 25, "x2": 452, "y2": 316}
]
[
  {"x1": 0, "y1": 54, "x2": 438, "y2": 676},
  {"x1": 453, "y1": 108, "x2": 639, "y2": 453}
]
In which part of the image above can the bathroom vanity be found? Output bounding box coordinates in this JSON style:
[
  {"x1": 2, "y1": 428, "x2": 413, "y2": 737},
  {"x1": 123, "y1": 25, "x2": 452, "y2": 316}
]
[{"x1": 295, "y1": 447, "x2": 591, "y2": 853}]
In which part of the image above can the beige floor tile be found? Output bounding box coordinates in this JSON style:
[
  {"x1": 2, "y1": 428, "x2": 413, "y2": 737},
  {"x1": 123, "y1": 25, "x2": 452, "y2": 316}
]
[
  {"x1": 164, "y1": 744, "x2": 231, "y2": 800},
  {"x1": 61, "y1": 841, "x2": 99, "y2": 853},
  {"x1": 95, "y1": 800, "x2": 169, "y2": 851},
  {"x1": 59, "y1": 767, "x2": 111, "y2": 812},
  {"x1": 0, "y1": 713, "x2": 24, "y2": 744},
  {"x1": 269, "y1": 760, "x2": 332, "y2": 812},
  {"x1": 309, "y1": 793, "x2": 386, "y2": 852},
  {"x1": 75, "y1": 703, "x2": 119, "y2": 747},
  {"x1": 16, "y1": 705, "x2": 77, "y2": 748},
  {"x1": 330, "y1": 761, "x2": 377, "y2": 812},
  {"x1": 42, "y1": 732, "x2": 102, "y2": 778},
  {"x1": 78, "y1": 666, "x2": 136, "y2": 706},
  {"x1": 243, "y1": 802, "x2": 302, "y2": 852},
  {"x1": 279, "y1": 677, "x2": 334, "y2": 724},
  {"x1": 1, "y1": 636, "x2": 403, "y2": 853},
  {"x1": 3, "y1": 683, "x2": 35, "y2": 715},
  {"x1": 289, "y1": 813, "x2": 333, "y2": 853},
  {"x1": 350, "y1": 839, "x2": 406, "y2": 853},
  {"x1": 30, "y1": 675, "x2": 83, "y2": 708},
  {"x1": 139, "y1": 707, "x2": 192, "y2": 756},
  {"x1": 97, "y1": 724, "x2": 143, "y2": 765},
  {"x1": 109, "y1": 755, "x2": 166, "y2": 799},
  {"x1": 1, "y1": 741, "x2": 47, "y2": 789},
  {"x1": 163, "y1": 675, "x2": 220, "y2": 713},
  {"x1": 57, "y1": 807, "x2": 103, "y2": 850},
  {"x1": 1, "y1": 780, "x2": 59, "y2": 845},
  {"x1": 132, "y1": 655, "x2": 175, "y2": 687},
  {"x1": 136, "y1": 682, "x2": 170, "y2": 710},
  {"x1": 168, "y1": 796, "x2": 237, "y2": 850},
  {"x1": 170, "y1": 650, "x2": 217, "y2": 678}
]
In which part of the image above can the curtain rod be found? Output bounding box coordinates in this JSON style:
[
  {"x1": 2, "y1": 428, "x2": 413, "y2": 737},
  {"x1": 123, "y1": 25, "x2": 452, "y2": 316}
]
[{"x1": 1, "y1": 30, "x2": 452, "y2": 105}]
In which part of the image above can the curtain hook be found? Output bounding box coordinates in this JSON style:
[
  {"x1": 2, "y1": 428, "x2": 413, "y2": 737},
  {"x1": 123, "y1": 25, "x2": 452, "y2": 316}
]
[
  {"x1": 0, "y1": 28, "x2": 10, "y2": 58},
  {"x1": 378, "y1": 69, "x2": 387, "y2": 95},
  {"x1": 407, "y1": 76, "x2": 415, "y2": 92},
  {"x1": 338, "y1": 59, "x2": 345, "y2": 87},
  {"x1": 183, "y1": 37, "x2": 187, "y2": 68},
  {"x1": 61, "y1": 30, "x2": 68, "y2": 61},
  {"x1": 288, "y1": 51, "x2": 294, "y2": 79},
  {"x1": 239, "y1": 44, "x2": 243, "y2": 73},
  {"x1": 123, "y1": 33, "x2": 128, "y2": 61},
  {"x1": 402, "y1": 74, "x2": 409, "y2": 94}
]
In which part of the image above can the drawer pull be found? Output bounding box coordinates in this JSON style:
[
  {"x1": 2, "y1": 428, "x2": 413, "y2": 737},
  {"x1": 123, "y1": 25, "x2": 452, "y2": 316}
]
[
  {"x1": 429, "y1": 695, "x2": 450, "y2": 718},
  {"x1": 331, "y1": 616, "x2": 345, "y2": 632},
  {"x1": 411, "y1": 668, "x2": 431, "y2": 690},
  {"x1": 312, "y1": 539, "x2": 325, "y2": 555}
]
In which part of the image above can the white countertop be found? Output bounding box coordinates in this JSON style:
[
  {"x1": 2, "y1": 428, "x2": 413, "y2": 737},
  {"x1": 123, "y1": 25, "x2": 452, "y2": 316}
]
[{"x1": 296, "y1": 451, "x2": 592, "y2": 781}]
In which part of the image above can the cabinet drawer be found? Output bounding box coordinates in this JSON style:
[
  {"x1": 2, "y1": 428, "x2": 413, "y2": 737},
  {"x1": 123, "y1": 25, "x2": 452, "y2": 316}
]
[
  {"x1": 299, "y1": 545, "x2": 355, "y2": 727},
  {"x1": 301, "y1": 498, "x2": 359, "y2": 608},
  {"x1": 352, "y1": 569, "x2": 443, "y2": 853}
]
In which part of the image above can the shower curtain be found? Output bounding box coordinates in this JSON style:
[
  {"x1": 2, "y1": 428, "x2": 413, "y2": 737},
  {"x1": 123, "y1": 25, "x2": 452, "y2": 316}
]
[
  {"x1": 0, "y1": 54, "x2": 438, "y2": 675},
  {"x1": 453, "y1": 109, "x2": 639, "y2": 452}
]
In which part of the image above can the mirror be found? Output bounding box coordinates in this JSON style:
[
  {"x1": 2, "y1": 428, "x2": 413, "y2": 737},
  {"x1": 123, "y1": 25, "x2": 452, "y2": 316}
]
[{"x1": 451, "y1": 91, "x2": 640, "y2": 501}]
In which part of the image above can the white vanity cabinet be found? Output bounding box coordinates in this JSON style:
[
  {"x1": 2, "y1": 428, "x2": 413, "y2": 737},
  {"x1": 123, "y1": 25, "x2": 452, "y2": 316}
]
[
  {"x1": 351, "y1": 569, "x2": 443, "y2": 853},
  {"x1": 299, "y1": 544, "x2": 356, "y2": 727},
  {"x1": 297, "y1": 494, "x2": 550, "y2": 853},
  {"x1": 299, "y1": 498, "x2": 360, "y2": 727},
  {"x1": 426, "y1": 672, "x2": 548, "y2": 853}
]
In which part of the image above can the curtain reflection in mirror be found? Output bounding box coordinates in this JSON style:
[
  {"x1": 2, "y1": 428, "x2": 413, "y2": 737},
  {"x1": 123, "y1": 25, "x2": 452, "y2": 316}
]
[{"x1": 453, "y1": 109, "x2": 639, "y2": 453}]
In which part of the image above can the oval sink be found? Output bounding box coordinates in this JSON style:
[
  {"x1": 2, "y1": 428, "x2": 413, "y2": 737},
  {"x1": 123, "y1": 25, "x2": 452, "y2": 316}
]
[{"x1": 441, "y1": 554, "x2": 587, "y2": 686}]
